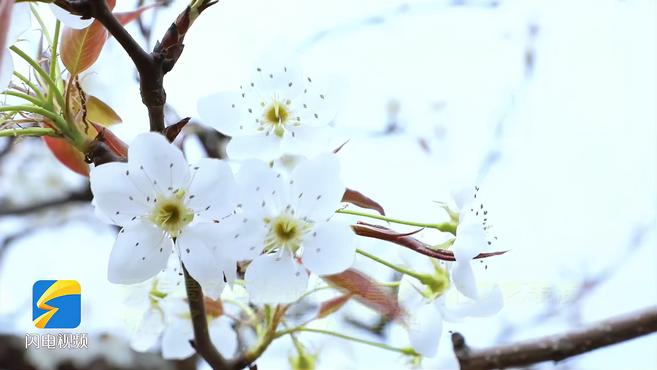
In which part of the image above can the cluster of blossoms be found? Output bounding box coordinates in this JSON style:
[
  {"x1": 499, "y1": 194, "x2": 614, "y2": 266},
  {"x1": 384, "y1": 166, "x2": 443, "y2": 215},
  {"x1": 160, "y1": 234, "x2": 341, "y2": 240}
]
[
  {"x1": 1, "y1": 2, "x2": 506, "y2": 358},
  {"x1": 91, "y1": 62, "x2": 355, "y2": 304}
]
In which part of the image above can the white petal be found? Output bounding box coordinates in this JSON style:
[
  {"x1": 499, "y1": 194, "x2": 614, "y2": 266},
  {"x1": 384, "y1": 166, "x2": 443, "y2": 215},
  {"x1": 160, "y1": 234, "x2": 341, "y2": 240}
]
[
  {"x1": 197, "y1": 91, "x2": 258, "y2": 136},
  {"x1": 244, "y1": 251, "x2": 308, "y2": 304},
  {"x1": 108, "y1": 221, "x2": 174, "y2": 284},
  {"x1": 283, "y1": 125, "x2": 335, "y2": 157},
  {"x1": 187, "y1": 158, "x2": 238, "y2": 220},
  {"x1": 49, "y1": 4, "x2": 93, "y2": 29},
  {"x1": 161, "y1": 319, "x2": 195, "y2": 360},
  {"x1": 1, "y1": 49, "x2": 13, "y2": 93},
  {"x1": 291, "y1": 153, "x2": 344, "y2": 221},
  {"x1": 209, "y1": 317, "x2": 238, "y2": 359},
  {"x1": 130, "y1": 307, "x2": 165, "y2": 352},
  {"x1": 397, "y1": 274, "x2": 425, "y2": 310},
  {"x1": 301, "y1": 221, "x2": 355, "y2": 276},
  {"x1": 236, "y1": 160, "x2": 286, "y2": 217},
  {"x1": 451, "y1": 261, "x2": 479, "y2": 300},
  {"x1": 226, "y1": 133, "x2": 282, "y2": 161},
  {"x1": 292, "y1": 81, "x2": 337, "y2": 127},
  {"x1": 90, "y1": 162, "x2": 152, "y2": 226},
  {"x1": 177, "y1": 224, "x2": 229, "y2": 299},
  {"x1": 449, "y1": 285, "x2": 504, "y2": 318},
  {"x1": 8, "y1": 3, "x2": 31, "y2": 44},
  {"x1": 213, "y1": 214, "x2": 267, "y2": 261},
  {"x1": 128, "y1": 132, "x2": 190, "y2": 195},
  {"x1": 452, "y1": 221, "x2": 487, "y2": 261},
  {"x1": 407, "y1": 303, "x2": 443, "y2": 357},
  {"x1": 250, "y1": 60, "x2": 304, "y2": 97}
]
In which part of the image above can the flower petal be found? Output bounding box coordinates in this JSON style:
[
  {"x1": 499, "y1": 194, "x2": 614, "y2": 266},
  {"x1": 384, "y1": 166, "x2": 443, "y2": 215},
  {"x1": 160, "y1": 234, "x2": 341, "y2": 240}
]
[
  {"x1": 177, "y1": 224, "x2": 230, "y2": 299},
  {"x1": 452, "y1": 220, "x2": 487, "y2": 261},
  {"x1": 397, "y1": 274, "x2": 425, "y2": 310},
  {"x1": 161, "y1": 319, "x2": 195, "y2": 359},
  {"x1": 283, "y1": 125, "x2": 335, "y2": 157},
  {"x1": 197, "y1": 91, "x2": 259, "y2": 136},
  {"x1": 448, "y1": 285, "x2": 504, "y2": 318},
  {"x1": 128, "y1": 132, "x2": 190, "y2": 195},
  {"x1": 209, "y1": 317, "x2": 238, "y2": 359},
  {"x1": 451, "y1": 261, "x2": 479, "y2": 300},
  {"x1": 244, "y1": 251, "x2": 308, "y2": 304},
  {"x1": 292, "y1": 81, "x2": 337, "y2": 127},
  {"x1": 130, "y1": 307, "x2": 165, "y2": 352},
  {"x1": 236, "y1": 160, "x2": 286, "y2": 217},
  {"x1": 291, "y1": 153, "x2": 344, "y2": 221},
  {"x1": 108, "y1": 221, "x2": 173, "y2": 284},
  {"x1": 407, "y1": 302, "x2": 442, "y2": 357},
  {"x1": 301, "y1": 221, "x2": 355, "y2": 276},
  {"x1": 226, "y1": 133, "x2": 282, "y2": 161},
  {"x1": 186, "y1": 158, "x2": 238, "y2": 220},
  {"x1": 49, "y1": 4, "x2": 93, "y2": 29},
  {"x1": 251, "y1": 60, "x2": 304, "y2": 98},
  {"x1": 90, "y1": 162, "x2": 152, "y2": 226},
  {"x1": 214, "y1": 214, "x2": 268, "y2": 261}
]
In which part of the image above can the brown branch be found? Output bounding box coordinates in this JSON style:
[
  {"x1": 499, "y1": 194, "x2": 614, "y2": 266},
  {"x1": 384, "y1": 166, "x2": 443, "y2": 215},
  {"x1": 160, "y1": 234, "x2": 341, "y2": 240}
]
[
  {"x1": 452, "y1": 305, "x2": 657, "y2": 370},
  {"x1": 58, "y1": 0, "x2": 217, "y2": 134},
  {"x1": 0, "y1": 187, "x2": 91, "y2": 216},
  {"x1": 182, "y1": 265, "x2": 231, "y2": 370}
]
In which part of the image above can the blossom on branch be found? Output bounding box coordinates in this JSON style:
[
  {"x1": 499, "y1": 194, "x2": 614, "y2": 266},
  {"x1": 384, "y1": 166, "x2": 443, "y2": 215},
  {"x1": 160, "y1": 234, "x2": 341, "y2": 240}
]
[
  {"x1": 90, "y1": 132, "x2": 238, "y2": 297},
  {"x1": 197, "y1": 61, "x2": 336, "y2": 161},
  {"x1": 217, "y1": 153, "x2": 356, "y2": 304},
  {"x1": 398, "y1": 255, "x2": 503, "y2": 357}
]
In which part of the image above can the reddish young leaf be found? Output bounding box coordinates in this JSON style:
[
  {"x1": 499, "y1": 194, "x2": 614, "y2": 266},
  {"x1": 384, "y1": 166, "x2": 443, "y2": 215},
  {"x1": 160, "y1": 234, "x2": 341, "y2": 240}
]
[
  {"x1": 323, "y1": 268, "x2": 402, "y2": 319},
  {"x1": 113, "y1": 4, "x2": 157, "y2": 26},
  {"x1": 352, "y1": 221, "x2": 509, "y2": 261},
  {"x1": 317, "y1": 293, "x2": 353, "y2": 319},
  {"x1": 91, "y1": 123, "x2": 127, "y2": 158},
  {"x1": 60, "y1": 20, "x2": 109, "y2": 76},
  {"x1": 342, "y1": 188, "x2": 386, "y2": 215},
  {"x1": 163, "y1": 117, "x2": 190, "y2": 143},
  {"x1": 43, "y1": 136, "x2": 89, "y2": 176}
]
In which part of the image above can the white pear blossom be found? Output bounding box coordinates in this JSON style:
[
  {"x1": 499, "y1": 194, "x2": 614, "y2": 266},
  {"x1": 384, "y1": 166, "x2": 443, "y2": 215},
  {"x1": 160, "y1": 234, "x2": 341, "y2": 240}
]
[
  {"x1": 197, "y1": 61, "x2": 336, "y2": 161},
  {"x1": 1, "y1": 2, "x2": 30, "y2": 92},
  {"x1": 397, "y1": 256, "x2": 503, "y2": 357},
  {"x1": 451, "y1": 186, "x2": 499, "y2": 300},
  {"x1": 216, "y1": 153, "x2": 355, "y2": 304},
  {"x1": 90, "y1": 132, "x2": 238, "y2": 296}
]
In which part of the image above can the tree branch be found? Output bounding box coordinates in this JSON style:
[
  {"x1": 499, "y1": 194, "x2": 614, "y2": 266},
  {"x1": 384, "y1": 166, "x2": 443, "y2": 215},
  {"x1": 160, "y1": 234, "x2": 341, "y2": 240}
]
[
  {"x1": 71, "y1": 0, "x2": 165, "y2": 132},
  {"x1": 182, "y1": 265, "x2": 231, "y2": 370},
  {"x1": 451, "y1": 305, "x2": 657, "y2": 370},
  {"x1": 0, "y1": 187, "x2": 91, "y2": 217},
  {"x1": 58, "y1": 0, "x2": 217, "y2": 134}
]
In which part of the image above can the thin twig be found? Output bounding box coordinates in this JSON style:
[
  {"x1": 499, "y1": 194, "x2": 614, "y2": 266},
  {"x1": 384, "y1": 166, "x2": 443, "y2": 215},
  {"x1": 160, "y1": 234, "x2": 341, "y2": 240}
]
[{"x1": 452, "y1": 305, "x2": 657, "y2": 370}]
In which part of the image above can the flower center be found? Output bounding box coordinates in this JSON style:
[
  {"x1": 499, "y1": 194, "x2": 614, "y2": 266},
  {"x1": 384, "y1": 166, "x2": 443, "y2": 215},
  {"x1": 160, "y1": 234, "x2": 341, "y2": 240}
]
[
  {"x1": 150, "y1": 190, "x2": 194, "y2": 237},
  {"x1": 265, "y1": 213, "x2": 310, "y2": 253},
  {"x1": 262, "y1": 100, "x2": 291, "y2": 138},
  {"x1": 420, "y1": 263, "x2": 450, "y2": 300}
]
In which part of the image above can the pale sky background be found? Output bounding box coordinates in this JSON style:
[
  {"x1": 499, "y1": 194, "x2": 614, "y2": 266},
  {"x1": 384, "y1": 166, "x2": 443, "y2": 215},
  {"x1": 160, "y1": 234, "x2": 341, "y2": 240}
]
[{"x1": 0, "y1": 0, "x2": 656, "y2": 369}]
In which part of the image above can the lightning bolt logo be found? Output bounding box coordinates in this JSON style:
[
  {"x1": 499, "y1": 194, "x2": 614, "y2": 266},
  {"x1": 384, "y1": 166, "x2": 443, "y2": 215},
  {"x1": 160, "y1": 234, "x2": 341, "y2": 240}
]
[{"x1": 32, "y1": 280, "x2": 81, "y2": 329}]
